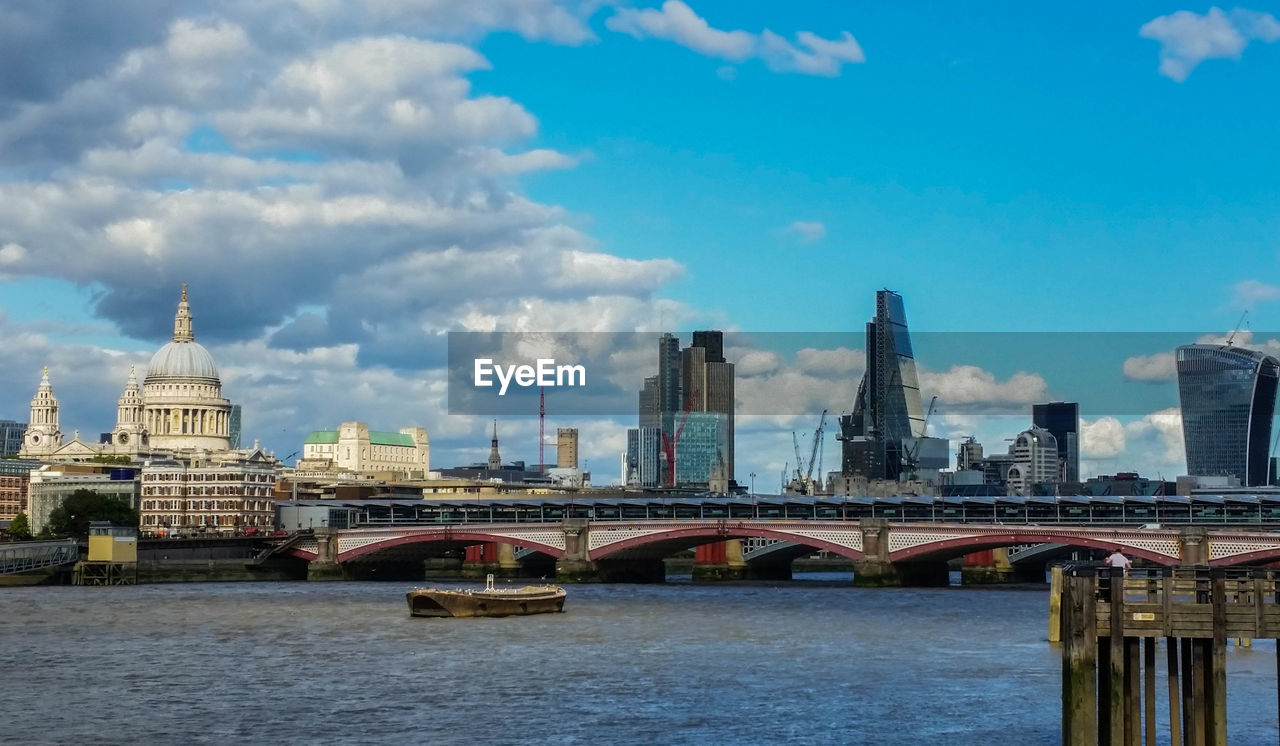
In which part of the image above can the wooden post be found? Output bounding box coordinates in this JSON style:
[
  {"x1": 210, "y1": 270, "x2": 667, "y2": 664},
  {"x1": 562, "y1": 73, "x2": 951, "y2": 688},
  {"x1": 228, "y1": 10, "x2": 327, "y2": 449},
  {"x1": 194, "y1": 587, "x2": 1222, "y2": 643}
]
[
  {"x1": 1125, "y1": 637, "x2": 1141, "y2": 746},
  {"x1": 1208, "y1": 575, "x2": 1227, "y2": 746},
  {"x1": 1143, "y1": 638, "x2": 1156, "y2": 746},
  {"x1": 1166, "y1": 638, "x2": 1182, "y2": 746},
  {"x1": 1190, "y1": 639, "x2": 1206, "y2": 746},
  {"x1": 1182, "y1": 637, "x2": 1195, "y2": 746},
  {"x1": 1049, "y1": 565, "x2": 1063, "y2": 644},
  {"x1": 1110, "y1": 571, "x2": 1127, "y2": 744},
  {"x1": 1062, "y1": 571, "x2": 1098, "y2": 745}
]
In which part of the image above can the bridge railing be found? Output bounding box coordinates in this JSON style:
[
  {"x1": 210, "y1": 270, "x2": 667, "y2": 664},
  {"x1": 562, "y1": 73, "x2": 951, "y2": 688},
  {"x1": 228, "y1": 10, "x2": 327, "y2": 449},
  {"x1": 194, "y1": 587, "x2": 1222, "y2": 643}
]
[
  {"x1": 341, "y1": 502, "x2": 1280, "y2": 528},
  {"x1": 0, "y1": 540, "x2": 79, "y2": 575}
]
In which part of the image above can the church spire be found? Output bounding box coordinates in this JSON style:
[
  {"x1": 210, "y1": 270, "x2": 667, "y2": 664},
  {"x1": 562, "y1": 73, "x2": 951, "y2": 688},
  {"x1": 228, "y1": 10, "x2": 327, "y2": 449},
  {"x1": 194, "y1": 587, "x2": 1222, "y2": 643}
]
[
  {"x1": 173, "y1": 283, "x2": 194, "y2": 342},
  {"x1": 488, "y1": 419, "x2": 502, "y2": 471}
]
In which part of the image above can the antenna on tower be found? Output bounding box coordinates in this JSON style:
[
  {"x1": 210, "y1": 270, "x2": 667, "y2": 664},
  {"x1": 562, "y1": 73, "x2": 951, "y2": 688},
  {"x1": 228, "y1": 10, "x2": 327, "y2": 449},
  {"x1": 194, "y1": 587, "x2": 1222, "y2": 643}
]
[{"x1": 539, "y1": 386, "x2": 546, "y2": 474}]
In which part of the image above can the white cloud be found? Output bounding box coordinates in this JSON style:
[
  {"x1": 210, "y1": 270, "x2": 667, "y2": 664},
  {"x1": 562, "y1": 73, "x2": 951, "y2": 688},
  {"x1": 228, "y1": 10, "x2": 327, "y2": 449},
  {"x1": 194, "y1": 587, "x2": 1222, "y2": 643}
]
[
  {"x1": 1122, "y1": 351, "x2": 1176, "y2": 382},
  {"x1": 786, "y1": 220, "x2": 826, "y2": 241},
  {"x1": 1140, "y1": 7, "x2": 1280, "y2": 81},
  {"x1": 606, "y1": 1, "x2": 864, "y2": 76},
  {"x1": 918, "y1": 365, "x2": 1048, "y2": 410},
  {"x1": 1080, "y1": 416, "x2": 1126, "y2": 459},
  {"x1": 607, "y1": 1, "x2": 754, "y2": 60},
  {"x1": 1234, "y1": 279, "x2": 1280, "y2": 305},
  {"x1": 1124, "y1": 408, "x2": 1185, "y2": 467}
]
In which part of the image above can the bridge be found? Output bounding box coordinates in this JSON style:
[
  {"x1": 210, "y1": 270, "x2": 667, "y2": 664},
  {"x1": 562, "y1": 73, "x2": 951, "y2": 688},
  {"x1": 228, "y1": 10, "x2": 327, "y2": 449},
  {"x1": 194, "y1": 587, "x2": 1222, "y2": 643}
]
[
  {"x1": 284, "y1": 519, "x2": 1280, "y2": 584},
  {"x1": 0, "y1": 540, "x2": 78, "y2": 576}
]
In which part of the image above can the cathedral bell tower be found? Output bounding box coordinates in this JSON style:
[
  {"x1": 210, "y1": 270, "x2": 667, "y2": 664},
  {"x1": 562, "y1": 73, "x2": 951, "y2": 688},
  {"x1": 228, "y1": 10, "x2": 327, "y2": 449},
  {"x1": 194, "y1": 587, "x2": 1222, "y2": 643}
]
[
  {"x1": 21, "y1": 367, "x2": 63, "y2": 456},
  {"x1": 112, "y1": 365, "x2": 148, "y2": 451}
]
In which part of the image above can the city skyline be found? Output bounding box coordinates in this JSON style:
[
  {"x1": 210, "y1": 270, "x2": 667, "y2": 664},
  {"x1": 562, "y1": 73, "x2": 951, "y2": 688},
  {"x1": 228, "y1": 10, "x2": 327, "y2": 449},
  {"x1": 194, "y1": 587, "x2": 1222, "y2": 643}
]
[{"x1": 1, "y1": 3, "x2": 1279, "y2": 485}]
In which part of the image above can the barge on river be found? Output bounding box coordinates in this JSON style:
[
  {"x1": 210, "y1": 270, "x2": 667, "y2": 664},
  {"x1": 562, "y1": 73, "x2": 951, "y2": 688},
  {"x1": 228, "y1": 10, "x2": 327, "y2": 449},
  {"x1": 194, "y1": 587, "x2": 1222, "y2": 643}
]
[{"x1": 407, "y1": 575, "x2": 566, "y2": 618}]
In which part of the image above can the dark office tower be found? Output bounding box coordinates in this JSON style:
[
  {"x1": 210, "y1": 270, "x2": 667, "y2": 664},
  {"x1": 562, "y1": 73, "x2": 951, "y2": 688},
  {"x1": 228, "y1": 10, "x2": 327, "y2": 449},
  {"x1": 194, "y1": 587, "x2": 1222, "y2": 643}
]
[
  {"x1": 692, "y1": 330, "x2": 725, "y2": 364},
  {"x1": 1176, "y1": 344, "x2": 1280, "y2": 487},
  {"x1": 838, "y1": 290, "x2": 926, "y2": 481},
  {"x1": 1033, "y1": 401, "x2": 1079, "y2": 482}
]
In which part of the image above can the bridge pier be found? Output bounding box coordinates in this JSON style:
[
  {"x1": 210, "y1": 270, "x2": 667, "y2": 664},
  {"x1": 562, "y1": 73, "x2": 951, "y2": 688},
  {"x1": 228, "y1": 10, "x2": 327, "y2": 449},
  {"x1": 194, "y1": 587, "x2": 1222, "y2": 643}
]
[
  {"x1": 307, "y1": 528, "x2": 346, "y2": 581},
  {"x1": 461, "y1": 543, "x2": 522, "y2": 579},
  {"x1": 692, "y1": 540, "x2": 750, "y2": 581},
  {"x1": 960, "y1": 549, "x2": 1044, "y2": 585},
  {"x1": 854, "y1": 519, "x2": 949, "y2": 587}
]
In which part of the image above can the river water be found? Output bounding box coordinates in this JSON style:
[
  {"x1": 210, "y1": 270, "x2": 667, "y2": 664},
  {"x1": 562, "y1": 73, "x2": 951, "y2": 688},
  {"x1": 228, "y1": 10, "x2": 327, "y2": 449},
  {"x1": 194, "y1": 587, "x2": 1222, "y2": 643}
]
[{"x1": 2, "y1": 576, "x2": 1278, "y2": 745}]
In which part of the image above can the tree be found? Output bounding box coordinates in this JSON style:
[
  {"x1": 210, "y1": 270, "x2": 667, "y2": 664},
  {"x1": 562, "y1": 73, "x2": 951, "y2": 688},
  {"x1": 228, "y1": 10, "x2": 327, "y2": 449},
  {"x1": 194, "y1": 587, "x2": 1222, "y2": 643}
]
[
  {"x1": 45, "y1": 490, "x2": 139, "y2": 539},
  {"x1": 7, "y1": 512, "x2": 31, "y2": 540},
  {"x1": 89, "y1": 455, "x2": 133, "y2": 465}
]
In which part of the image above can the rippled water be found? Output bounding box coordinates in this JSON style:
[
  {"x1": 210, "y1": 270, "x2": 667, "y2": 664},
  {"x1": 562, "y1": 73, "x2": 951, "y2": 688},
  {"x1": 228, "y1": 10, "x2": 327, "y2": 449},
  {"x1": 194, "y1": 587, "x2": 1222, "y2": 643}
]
[{"x1": 2, "y1": 577, "x2": 1277, "y2": 745}]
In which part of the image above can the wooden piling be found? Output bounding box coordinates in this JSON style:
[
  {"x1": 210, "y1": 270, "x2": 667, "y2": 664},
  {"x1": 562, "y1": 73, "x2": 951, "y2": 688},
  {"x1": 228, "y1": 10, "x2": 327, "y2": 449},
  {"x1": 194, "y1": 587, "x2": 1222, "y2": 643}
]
[
  {"x1": 1049, "y1": 565, "x2": 1063, "y2": 644},
  {"x1": 1166, "y1": 637, "x2": 1182, "y2": 746},
  {"x1": 1190, "y1": 638, "x2": 1206, "y2": 746},
  {"x1": 1125, "y1": 636, "x2": 1141, "y2": 746},
  {"x1": 1209, "y1": 576, "x2": 1227, "y2": 746},
  {"x1": 1143, "y1": 638, "x2": 1156, "y2": 746},
  {"x1": 1110, "y1": 572, "x2": 1127, "y2": 745},
  {"x1": 1061, "y1": 572, "x2": 1097, "y2": 745}
]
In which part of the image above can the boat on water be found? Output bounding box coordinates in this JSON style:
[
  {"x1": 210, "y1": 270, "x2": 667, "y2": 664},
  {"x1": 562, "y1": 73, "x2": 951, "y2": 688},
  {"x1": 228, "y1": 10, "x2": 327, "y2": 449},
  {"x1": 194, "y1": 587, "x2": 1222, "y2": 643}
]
[{"x1": 407, "y1": 574, "x2": 567, "y2": 618}]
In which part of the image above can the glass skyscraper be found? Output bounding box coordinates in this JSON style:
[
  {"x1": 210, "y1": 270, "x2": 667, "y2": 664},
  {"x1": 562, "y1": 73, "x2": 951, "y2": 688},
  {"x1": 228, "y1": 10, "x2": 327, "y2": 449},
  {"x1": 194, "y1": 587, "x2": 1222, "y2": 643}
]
[
  {"x1": 838, "y1": 289, "x2": 926, "y2": 480},
  {"x1": 1176, "y1": 344, "x2": 1279, "y2": 487}
]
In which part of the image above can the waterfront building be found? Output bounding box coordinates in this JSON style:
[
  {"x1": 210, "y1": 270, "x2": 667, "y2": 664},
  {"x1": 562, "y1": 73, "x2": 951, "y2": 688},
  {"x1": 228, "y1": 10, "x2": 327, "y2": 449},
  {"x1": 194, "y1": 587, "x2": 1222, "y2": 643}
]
[
  {"x1": 27, "y1": 463, "x2": 141, "y2": 535},
  {"x1": 557, "y1": 428, "x2": 579, "y2": 469},
  {"x1": 0, "y1": 458, "x2": 41, "y2": 521},
  {"x1": 300, "y1": 421, "x2": 430, "y2": 478},
  {"x1": 1033, "y1": 401, "x2": 1080, "y2": 482},
  {"x1": 1005, "y1": 427, "x2": 1060, "y2": 496},
  {"x1": 1176, "y1": 343, "x2": 1280, "y2": 487},
  {"x1": 0, "y1": 420, "x2": 26, "y2": 457},
  {"x1": 838, "y1": 289, "x2": 930, "y2": 481},
  {"x1": 138, "y1": 448, "x2": 278, "y2": 536},
  {"x1": 18, "y1": 285, "x2": 240, "y2": 460}
]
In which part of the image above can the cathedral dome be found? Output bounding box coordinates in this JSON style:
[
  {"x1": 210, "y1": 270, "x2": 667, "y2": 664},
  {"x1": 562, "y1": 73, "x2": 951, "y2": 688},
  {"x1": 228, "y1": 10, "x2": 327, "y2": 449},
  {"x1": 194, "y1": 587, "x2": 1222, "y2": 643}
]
[{"x1": 146, "y1": 340, "x2": 219, "y2": 381}]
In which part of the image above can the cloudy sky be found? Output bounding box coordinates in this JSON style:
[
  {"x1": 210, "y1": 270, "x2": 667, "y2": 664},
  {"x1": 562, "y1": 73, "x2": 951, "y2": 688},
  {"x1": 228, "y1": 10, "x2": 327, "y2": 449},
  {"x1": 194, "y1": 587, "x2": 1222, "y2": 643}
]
[{"x1": 1, "y1": 1, "x2": 1278, "y2": 487}]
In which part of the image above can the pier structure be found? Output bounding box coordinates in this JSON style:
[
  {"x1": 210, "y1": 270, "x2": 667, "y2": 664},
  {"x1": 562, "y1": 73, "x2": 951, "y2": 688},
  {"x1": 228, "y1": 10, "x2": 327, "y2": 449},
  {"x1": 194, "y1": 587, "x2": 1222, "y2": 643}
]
[{"x1": 1060, "y1": 564, "x2": 1280, "y2": 745}]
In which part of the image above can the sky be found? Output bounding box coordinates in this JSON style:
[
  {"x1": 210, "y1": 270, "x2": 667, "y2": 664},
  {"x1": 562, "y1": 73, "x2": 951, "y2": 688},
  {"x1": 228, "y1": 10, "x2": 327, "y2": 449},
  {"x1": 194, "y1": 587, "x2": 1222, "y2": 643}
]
[{"x1": 1, "y1": 1, "x2": 1279, "y2": 487}]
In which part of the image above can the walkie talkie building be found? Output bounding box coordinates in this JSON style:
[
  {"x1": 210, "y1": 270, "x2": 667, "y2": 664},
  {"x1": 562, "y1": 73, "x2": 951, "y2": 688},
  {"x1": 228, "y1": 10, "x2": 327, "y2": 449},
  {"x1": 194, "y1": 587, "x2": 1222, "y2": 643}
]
[{"x1": 1176, "y1": 344, "x2": 1279, "y2": 487}]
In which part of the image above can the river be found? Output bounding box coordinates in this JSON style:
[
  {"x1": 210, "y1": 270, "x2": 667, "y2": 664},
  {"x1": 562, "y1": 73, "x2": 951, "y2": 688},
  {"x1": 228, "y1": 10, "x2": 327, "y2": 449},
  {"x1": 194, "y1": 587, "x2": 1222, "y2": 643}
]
[{"x1": 2, "y1": 576, "x2": 1277, "y2": 744}]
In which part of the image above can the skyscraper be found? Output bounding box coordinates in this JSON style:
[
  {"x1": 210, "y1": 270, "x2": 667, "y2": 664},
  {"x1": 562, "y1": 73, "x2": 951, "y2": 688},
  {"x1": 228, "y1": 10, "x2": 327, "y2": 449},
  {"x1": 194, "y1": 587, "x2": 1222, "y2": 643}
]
[
  {"x1": 1032, "y1": 401, "x2": 1079, "y2": 482},
  {"x1": 681, "y1": 330, "x2": 735, "y2": 485},
  {"x1": 1177, "y1": 344, "x2": 1279, "y2": 487},
  {"x1": 838, "y1": 290, "x2": 927, "y2": 481}
]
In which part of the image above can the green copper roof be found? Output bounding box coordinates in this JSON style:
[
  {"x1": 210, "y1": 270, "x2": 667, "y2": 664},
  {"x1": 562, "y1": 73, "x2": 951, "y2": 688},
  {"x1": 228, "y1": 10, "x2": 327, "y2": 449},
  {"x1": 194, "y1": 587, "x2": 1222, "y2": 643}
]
[
  {"x1": 303, "y1": 430, "x2": 414, "y2": 447},
  {"x1": 370, "y1": 431, "x2": 414, "y2": 447}
]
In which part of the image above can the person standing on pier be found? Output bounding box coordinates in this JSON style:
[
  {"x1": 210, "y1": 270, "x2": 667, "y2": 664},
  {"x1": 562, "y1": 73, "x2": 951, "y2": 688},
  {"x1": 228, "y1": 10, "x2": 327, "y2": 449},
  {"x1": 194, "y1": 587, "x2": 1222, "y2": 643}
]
[{"x1": 1106, "y1": 549, "x2": 1132, "y2": 574}]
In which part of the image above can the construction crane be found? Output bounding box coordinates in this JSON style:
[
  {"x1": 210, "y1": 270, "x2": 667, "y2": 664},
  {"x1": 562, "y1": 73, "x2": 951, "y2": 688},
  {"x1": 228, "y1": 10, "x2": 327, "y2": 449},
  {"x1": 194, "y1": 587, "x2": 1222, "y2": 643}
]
[
  {"x1": 792, "y1": 432, "x2": 805, "y2": 484},
  {"x1": 902, "y1": 395, "x2": 939, "y2": 479},
  {"x1": 1226, "y1": 310, "x2": 1249, "y2": 346},
  {"x1": 803, "y1": 410, "x2": 829, "y2": 491}
]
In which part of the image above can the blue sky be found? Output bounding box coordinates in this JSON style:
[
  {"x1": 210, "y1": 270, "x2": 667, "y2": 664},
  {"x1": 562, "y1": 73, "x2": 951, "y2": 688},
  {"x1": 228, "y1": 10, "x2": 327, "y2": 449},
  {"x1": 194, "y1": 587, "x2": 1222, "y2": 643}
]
[{"x1": 0, "y1": 1, "x2": 1278, "y2": 483}]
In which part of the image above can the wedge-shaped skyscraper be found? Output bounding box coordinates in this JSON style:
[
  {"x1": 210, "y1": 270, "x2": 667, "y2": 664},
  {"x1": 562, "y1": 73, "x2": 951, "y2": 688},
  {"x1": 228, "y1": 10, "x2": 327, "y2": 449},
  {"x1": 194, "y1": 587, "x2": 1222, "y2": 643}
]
[{"x1": 1176, "y1": 344, "x2": 1279, "y2": 487}]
